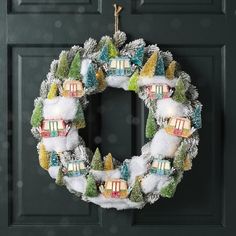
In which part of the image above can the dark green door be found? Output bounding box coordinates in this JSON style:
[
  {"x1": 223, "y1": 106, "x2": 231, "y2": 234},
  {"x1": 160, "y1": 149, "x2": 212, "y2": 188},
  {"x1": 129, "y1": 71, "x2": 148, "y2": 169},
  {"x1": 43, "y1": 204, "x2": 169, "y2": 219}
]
[{"x1": 1, "y1": 0, "x2": 235, "y2": 235}]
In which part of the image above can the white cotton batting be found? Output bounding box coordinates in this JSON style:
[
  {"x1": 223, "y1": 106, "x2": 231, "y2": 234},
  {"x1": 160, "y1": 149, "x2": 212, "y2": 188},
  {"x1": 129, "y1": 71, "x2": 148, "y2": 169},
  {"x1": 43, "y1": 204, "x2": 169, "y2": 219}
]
[
  {"x1": 64, "y1": 176, "x2": 87, "y2": 194},
  {"x1": 80, "y1": 59, "x2": 91, "y2": 77},
  {"x1": 129, "y1": 156, "x2": 148, "y2": 185},
  {"x1": 105, "y1": 76, "x2": 129, "y2": 90},
  {"x1": 90, "y1": 169, "x2": 121, "y2": 182},
  {"x1": 141, "y1": 174, "x2": 169, "y2": 194},
  {"x1": 43, "y1": 97, "x2": 77, "y2": 120},
  {"x1": 48, "y1": 166, "x2": 60, "y2": 179},
  {"x1": 141, "y1": 141, "x2": 152, "y2": 155},
  {"x1": 42, "y1": 127, "x2": 79, "y2": 152},
  {"x1": 85, "y1": 194, "x2": 144, "y2": 210},
  {"x1": 156, "y1": 98, "x2": 186, "y2": 118},
  {"x1": 138, "y1": 76, "x2": 178, "y2": 88},
  {"x1": 150, "y1": 129, "x2": 181, "y2": 157}
]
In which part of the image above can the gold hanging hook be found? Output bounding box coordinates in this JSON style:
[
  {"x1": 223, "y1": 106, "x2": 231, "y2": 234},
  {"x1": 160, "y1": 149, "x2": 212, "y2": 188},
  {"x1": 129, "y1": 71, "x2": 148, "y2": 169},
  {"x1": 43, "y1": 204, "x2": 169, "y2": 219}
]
[{"x1": 113, "y1": 4, "x2": 123, "y2": 33}]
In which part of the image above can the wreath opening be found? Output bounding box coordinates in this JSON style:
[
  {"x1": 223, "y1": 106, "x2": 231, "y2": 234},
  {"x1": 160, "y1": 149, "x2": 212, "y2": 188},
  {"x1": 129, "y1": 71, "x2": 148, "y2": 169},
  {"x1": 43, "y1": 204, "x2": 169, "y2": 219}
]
[{"x1": 30, "y1": 29, "x2": 202, "y2": 210}]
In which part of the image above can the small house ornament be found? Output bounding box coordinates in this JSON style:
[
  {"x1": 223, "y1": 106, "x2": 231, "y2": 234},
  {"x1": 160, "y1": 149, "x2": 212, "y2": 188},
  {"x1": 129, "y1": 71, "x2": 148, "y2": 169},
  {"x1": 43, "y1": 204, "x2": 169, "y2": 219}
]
[
  {"x1": 100, "y1": 179, "x2": 129, "y2": 199},
  {"x1": 165, "y1": 117, "x2": 192, "y2": 138},
  {"x1": 150, "y1": 158, "x2": 171, "y2": 176},
  {"x1": 146, "y1": 84, "x2": 173, "y2": 100},
  {"x1": 39, "y1": 119, "x2": 70, "y2": 138},
  {"x1": 108, "y1": 57, "x2": 132, "y2": 76},
  {"x1": 62, "y1": 79, "x2": 84, "y2": 98},
  {"x1": 64, "y1": 160, "x2": 86, "y2": 177}
]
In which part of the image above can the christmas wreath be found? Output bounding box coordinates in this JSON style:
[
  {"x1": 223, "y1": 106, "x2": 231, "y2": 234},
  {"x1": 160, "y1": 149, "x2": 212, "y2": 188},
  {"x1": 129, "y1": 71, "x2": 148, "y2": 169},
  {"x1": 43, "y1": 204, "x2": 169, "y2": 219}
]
[{"x1": 30, "y1": 29, "x2": 202, "y2": 210}]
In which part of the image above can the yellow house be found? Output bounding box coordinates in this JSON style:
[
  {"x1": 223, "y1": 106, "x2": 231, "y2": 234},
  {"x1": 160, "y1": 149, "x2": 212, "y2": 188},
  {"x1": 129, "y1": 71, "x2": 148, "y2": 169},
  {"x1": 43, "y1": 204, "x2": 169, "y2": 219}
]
[
  {"x1": 62, "y1": 79, "x2": 84, "y2": 97},
  {"x1": 99, "y1": 179, "x2": 129, "y2": 199},
  {"x1": 165, "y1": 117, "x2": 192, "y2": 138}
]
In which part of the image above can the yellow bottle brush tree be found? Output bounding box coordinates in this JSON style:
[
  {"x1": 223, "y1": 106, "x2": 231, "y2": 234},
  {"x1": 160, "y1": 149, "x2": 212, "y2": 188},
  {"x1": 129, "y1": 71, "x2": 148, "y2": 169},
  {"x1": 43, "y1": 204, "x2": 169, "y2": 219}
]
[
  {"x1": 104, "y1": 153, "x2": 114, "y2": 171},
  {"x1": 96, "y1": 68, "x2": 107, "y2": 92},
  {"x1": 140, "y1": 51, "x2": 158, "y2": 78},
  {"x1": 47, "y1": 82, "x2": 58, "y2": 99},
  {"x1": 38, "y1": 143, "x2": 49, "y2": 170}
]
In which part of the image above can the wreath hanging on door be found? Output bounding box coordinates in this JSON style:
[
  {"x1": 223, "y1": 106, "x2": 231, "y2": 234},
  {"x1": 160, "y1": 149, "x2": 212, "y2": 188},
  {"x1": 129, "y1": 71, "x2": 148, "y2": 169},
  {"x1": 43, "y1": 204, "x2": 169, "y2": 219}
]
[{"x1": 30, "y1": 5, "x2": 202, "y2": 210}]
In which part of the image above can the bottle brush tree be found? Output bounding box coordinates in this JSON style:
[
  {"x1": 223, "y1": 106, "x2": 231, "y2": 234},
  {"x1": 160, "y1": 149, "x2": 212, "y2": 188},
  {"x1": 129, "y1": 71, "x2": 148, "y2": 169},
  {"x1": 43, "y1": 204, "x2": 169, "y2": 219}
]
[
  {"x1": 85, "y1": 174, "x2": 98, "y2": 197},
  {"x1": 99, "y1": 44, "x2": 109, "y2": 63},
  {"x1": 192, "y1": 105, "x2": 202, "y2": 129},
  {"x1": 131, "y1": 46, "x2": 144, "y2": 67},
  {"x1": 155, "y1": 55, "x2": 165, "y2": 75},
  {"x1": 55, "y1": 166, "x2": 64, "y2": 186},
  {"x1": 173, "y1": 142, "x2": 188, "y2": 171},
  {"x1": 160, "y1": 173, "x2": 182, "y2": 198},
  {"x1": 96, "y1": 68, "x2": 107, "y2": 92},
  {"x1": 73, "y1": 101, "x2": 86, "y2": 129},
  {"x1": 172, "y1": 78, "x2": 187, "y2": 103},
  {"x1": 165, "y1": 60, "x2": 176, "y2": 80},
  {"x1": 128, "y1": 70, "x2": 139, "y2": 92},
  {"x1": 47, "y1": 82, "x2": 58, "y2": 99},
  {"x1": 129, "y1": 178, "x2": 144, "y2": 202},
  {"x1": 49, "y1": 151, "x2": 59, "y2": 167},
  {"x1": 145, "y1": 110, "x2": 157, "y2": 139},
  {"x1": 104, "y1": 153, "x2": 114, "y2": 171},
  {"x1": 140, "y1": 51, "x2": 158, "y2": 78},
  {"x1": 39, "y1": 143, "x2": 49, "y2": 170},
  {"x1": 84, "y1": 64, "x2": 98, "y2": 89},
  {"x1": 31, "y1": 99, "x2": 43, "y2": 127},
  {"x1": 68, "y1": 51, "x2": 81, "y2": 80},
  {"x1": 55, "y1": 51, "x2": 69, "y2": 79},
  {"x1": 108, "y1": 40, "x2": 118, "y2": 58},
  {"x1": 120, "y1": 161, "x2": 130, "y2": 181},
  {"x1": 91, "y1": 148, "x2": 103, "y2": 170}
]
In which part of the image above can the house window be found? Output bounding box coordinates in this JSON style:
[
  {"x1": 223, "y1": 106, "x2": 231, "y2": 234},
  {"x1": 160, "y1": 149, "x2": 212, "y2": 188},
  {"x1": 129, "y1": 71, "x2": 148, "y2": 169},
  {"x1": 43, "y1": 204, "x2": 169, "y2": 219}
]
[
  {"x1": 106, "y1": 181, "x2": 112, "y2": 190},
  {"x1": 175, "y1": 119, "x2": 184, "y2": 130},
  {"x1": 120, "y1": 181, "x2": 127, "y2": 190},
  {"x1": 110, "y1": 60, "x2": 116, "y2": 68},
  {"x1": 70, "y1": 83, "x2": 77, "y2": 92},
  {"x1": 49, "y1": 121, "x2": 58, "y2": 132},
  {"x1": 124, "y1": 59, "x2": 130, "y2": 68},
  {"x1": 79, "y1": 162, "x2": 85, "y2": 170}
]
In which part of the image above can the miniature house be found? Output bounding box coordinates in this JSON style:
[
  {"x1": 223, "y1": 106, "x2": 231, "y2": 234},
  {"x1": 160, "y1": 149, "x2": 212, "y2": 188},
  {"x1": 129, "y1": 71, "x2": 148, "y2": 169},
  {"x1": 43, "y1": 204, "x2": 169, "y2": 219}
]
[
  {"x1": 40, "y1": 119, "x2": 70, "y2": 138},
  {"x1": 150, "y1": 158, "x2": 171, "y2": 175},
  {"x1": 64, "y1": 160, "x2": 86, "y2": 177},
  {"x1": 100, "y1": 179, "x2": 129, "y2": 199},
  {"x1": 109, "y1": 57, "x2": 132, "y2": 76},
  {"x1": 146, "y1": 84, "x2": 173, "y2": 100},
  {"x1": 165, "y1": 117, "x2": 192, "y2": 138},
  {"x1": 62, "y1": 79, "x2": 84, "y2": 98}
]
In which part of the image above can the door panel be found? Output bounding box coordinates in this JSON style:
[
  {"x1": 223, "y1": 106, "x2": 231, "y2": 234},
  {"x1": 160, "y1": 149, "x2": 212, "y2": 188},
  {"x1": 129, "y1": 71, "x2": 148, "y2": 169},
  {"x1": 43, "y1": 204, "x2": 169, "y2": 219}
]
[{"x1": 1, "y1": 0, "x2": 235, "y2": 235}]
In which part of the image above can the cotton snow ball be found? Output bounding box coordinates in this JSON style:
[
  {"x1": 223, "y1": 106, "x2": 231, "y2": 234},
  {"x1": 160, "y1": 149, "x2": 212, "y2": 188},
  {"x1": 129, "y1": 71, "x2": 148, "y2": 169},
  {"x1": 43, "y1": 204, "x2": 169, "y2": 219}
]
[
  {"x1": 141, "y1": 174, "x2": 159, "y2": 193},
  {"x1": 48, "y1": 166, "x2": 60, "y2": 179},
  {"x1": 106, "y1": 76, "x2": 129, "y2": 90},
  {"x1": 91, "y1": 169, "x2": 121, "y2": 182},
  {"x1": 43, "y1": 97, "x2": 77, "y2": 120},
  {"x1": 141, "y1": 174, "x2": 170, "y2": 194},
  {"x1": 129, "y1": 156, "x2": 148, "y2": 185},
  {"x1": 64, "y1": 176, "x2": 86, "y2": 194},
  {"x1": 151, "y1": 129, "x2": 181, "y2": 157},
  {"x1": 80, "y1": 59, "x2": 91, "y2": 77},
  {"x1": 42, "y1": 127, "x2": 79, "y2": 152},
  {"x1": 138, "y1": 76, "x2": 177, "y2": 87},
  {"x1": 156, "y1": 98, "x2": 185, "y2": 118}
]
